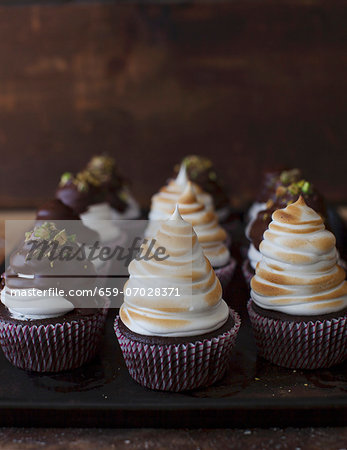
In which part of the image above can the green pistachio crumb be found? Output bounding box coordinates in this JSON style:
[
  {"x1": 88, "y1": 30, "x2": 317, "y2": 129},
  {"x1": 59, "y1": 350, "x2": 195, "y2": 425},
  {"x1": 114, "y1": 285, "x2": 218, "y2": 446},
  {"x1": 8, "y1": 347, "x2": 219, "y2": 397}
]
[
  {"x1": 209, "y1": 171, "x2": 217, "y2": 181},
  {"x1": 25, "y1": 231, "x2": 32, "y2": 242},
  {"x1": 302, "y1": 181, "x2": 311, "y2": 194},
  {"x1": 60, "y1": 172, "x2": 73, "y2": 186}
]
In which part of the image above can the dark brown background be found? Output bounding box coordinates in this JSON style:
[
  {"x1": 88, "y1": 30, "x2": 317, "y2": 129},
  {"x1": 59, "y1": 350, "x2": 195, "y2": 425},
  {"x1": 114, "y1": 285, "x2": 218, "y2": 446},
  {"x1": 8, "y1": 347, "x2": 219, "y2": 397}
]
[{"x1": 0, "y1": 1, "x2": 346, "y2": 209}]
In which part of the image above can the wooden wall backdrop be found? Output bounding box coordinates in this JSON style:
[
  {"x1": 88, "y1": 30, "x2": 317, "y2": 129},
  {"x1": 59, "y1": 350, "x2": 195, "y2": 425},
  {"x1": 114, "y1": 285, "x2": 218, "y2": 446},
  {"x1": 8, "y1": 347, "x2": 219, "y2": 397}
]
[{"x1": 0, "y1": 1, "x2": 346, "y2": 209}]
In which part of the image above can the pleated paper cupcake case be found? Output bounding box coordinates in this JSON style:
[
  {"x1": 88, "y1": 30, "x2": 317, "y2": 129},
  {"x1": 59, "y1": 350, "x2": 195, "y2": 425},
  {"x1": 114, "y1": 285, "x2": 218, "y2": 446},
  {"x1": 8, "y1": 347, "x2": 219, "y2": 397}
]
[
  {"x1": 247, "y1": 300, "x2": 347, "y2": 369},
  {"x1": 115, "y1": 309, "x2": 241, "y2": 392},
  {"x1": 0, "y1": 299, "x2": 109, "y2": 372}
]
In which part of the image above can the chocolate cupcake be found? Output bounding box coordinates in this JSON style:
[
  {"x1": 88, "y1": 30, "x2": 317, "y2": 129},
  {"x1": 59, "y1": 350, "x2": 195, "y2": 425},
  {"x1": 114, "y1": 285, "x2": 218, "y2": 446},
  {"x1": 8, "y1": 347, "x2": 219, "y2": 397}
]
[
  {"x1": 115, "y1": 206, "x2": 241, "y2": 391},
  {"x1": 244, "y1": 178, "x2": 326, "y2": 281},
  {"x1": 248, "y1": 197, "x2": 347, "y2": 369},
  {"x1": 175, "y1": 155, "x2": 230, "y2": 222},
  {"x1": 0, "y1": 222, "x2": 109, "y2": 372}
]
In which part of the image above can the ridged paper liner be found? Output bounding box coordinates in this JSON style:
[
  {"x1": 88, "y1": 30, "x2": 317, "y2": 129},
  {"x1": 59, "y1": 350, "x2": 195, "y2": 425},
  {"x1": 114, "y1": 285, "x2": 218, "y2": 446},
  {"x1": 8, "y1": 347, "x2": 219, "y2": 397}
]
[
  {"x1": 0, "y1": 298, "x2": 110, "y2": 372},
  {"x1": 247, "y1": 300, "x2": 347, "y2": 369},
  {"x1": 215, "y1": 257, "x2": 237, "y2": 290},
  {"x1": 115, "y1": 309, "x2": 241, "y2": 392}
]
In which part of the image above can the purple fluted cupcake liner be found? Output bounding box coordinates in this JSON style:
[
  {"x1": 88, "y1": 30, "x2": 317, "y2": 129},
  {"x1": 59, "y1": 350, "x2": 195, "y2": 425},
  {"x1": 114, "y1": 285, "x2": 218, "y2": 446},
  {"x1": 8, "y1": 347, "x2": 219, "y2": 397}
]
[
  {"x1": 247, "y1": 300, "x2": 347, "y2": 369},
  {"x1": 0, "y1": 298, "x2": 110, "y2": 372},
  {"x1": 241, "y1": 260, "x2": 254, "y2": 285},
  {"x1": 114, "y1": 308, "x2": 241, "y2": 392},
  {"x1": 215, "y1": 257, "x2": 237, "y2": 289}
]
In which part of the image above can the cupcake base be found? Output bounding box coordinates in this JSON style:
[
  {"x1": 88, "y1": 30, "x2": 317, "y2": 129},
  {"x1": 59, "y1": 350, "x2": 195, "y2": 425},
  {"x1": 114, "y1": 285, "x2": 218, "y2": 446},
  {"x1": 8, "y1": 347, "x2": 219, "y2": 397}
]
[
  {"x1": 247, "y1": 300, "x2": 347, "y2": 369},
  {"x1": 0, "y1": 298, "x2": 110, "y2": 372},
  {"x1": 215, "y1": 257, "x2": 237, "y2": 289},
  {"x1": 114, "y1": 308, "x2": 241, "y2": 392}
]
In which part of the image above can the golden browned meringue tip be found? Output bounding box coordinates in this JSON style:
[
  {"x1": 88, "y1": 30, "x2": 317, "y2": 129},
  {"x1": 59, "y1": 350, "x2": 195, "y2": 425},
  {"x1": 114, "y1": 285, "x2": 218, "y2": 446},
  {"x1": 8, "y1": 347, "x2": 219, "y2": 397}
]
[
  {"x1": 272, "y1": 195, "x2": 323, "y2": 226},
  {"x1": 178, "y1": 181, "x2": 197, "y2": 204}
]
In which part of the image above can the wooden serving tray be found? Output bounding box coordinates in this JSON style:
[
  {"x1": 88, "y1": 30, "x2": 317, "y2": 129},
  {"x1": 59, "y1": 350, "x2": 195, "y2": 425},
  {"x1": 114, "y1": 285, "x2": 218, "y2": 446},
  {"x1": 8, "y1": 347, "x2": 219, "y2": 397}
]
[{"x1": 0, "y1": 209, "x2": 345, "y2": 427}]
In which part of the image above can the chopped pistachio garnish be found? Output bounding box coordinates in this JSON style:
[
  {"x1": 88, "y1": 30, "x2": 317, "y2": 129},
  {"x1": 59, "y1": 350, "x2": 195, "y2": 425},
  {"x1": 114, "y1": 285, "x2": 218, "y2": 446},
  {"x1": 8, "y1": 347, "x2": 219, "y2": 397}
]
[
  {"x1": 87, "y1": 155, "x2": 115, "y2": 174},
  {"x1": 24, "y1": 222, "x2": 77, "y2": 262},
  {"x1": 25, "y1": 222, "x2": 75, "y2": 246},
  {"x1": 183, "y1": 155, "x2": 213, "y2": 172},
  {"x1": 288, "y1": 179, "x2": 312, "y2": 196},
  {"x1": 119, "y1": 190, "x2": 128, "y2": 202},
  {"x1": 288, "y1": 182, "x2": 300, "y2": 196},
  {"x1": 280, "y1": 168, "x2": 300, "y2": 185},
  {"x1": 209, "y1": 171, "x2": 217, "y2": 181},
  {"x1": 52, "y1": 229, "x2": 68, "y2": 245},
  {"x1": 60, "y1": 172, "x2": 73, "y2": 186},
  {"x1": 266, "y1": 199, "x2": 274, "y2": 209},
  {"x1": 302, "y1": 181, "x2": 311, "y2": 194},
  {"x1": 276, "y1": 186, "x2": 286, "y2": 197},
  {"x1": 86, "y1": 155, "x2": 117, "y2": 185}
]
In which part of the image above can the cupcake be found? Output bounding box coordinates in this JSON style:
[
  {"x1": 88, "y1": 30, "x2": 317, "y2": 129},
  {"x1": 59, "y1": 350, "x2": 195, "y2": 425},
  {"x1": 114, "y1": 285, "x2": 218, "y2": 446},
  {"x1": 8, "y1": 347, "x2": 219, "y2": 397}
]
[
  {"x1": 175, "y1": 155, "x2": 231, "y2": 222},
  {"x1": 248, "y1": 197, "x2": 347, "y2": 369},
  {"x1": 115, "y1": 206, "x2": 241, "y2": 391},
  {"x1": 0, "y1": 222, "x2": 109, "y2": 372},
  {"x1": 148, "y1": 163, "x2": 214, "y2": 222},
  {"x1": 243, "y1": 178, "x2": 326, "y2": 283},
  {"x1": 247, "y1": 168, "x2": 303, "y2": 223}
]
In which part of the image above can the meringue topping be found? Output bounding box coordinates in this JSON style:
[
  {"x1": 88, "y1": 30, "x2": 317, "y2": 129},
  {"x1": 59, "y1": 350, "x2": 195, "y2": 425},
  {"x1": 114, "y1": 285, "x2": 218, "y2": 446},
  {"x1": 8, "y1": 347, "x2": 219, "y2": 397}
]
[
  {"x1": 177, "y1": 182, "x2": 230, "y2": 268},
  {"x1": 251, "y1": 196, "x2": 347, "y2": 316},
  {"x1": 120, "y1": 206, "x2": 229, "y2": 336},
  {"x1": 148, "y1": 164, "x2": 214, "y2": 221}
]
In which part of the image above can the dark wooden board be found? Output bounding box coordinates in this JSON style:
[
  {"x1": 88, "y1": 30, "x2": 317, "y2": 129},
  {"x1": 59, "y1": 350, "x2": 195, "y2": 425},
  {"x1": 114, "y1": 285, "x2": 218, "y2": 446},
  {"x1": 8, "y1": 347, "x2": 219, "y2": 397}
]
[
  {"x1": 0, "y1": 216, "x2": 345, "y2": 428},
  {"x1": 0, "y1": 1, "x2": 346, "y2": 208}
]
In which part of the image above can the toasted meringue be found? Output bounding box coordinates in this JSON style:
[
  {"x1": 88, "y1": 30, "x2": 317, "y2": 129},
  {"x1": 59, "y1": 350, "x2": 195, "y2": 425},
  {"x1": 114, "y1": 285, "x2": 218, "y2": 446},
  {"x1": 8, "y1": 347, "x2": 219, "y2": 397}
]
[
  {"x1": 148, "y1": 164, "x2": 214, "y2": 222},
  {"x1": 251, "y1": 196, "x2": 347, "y2": 315},
  {"x1": 177, "y1": 182, "x2": 230, "y2": 268},
  {"x1": 120, "y1": 206, "x2": 229, "y2": 336}
]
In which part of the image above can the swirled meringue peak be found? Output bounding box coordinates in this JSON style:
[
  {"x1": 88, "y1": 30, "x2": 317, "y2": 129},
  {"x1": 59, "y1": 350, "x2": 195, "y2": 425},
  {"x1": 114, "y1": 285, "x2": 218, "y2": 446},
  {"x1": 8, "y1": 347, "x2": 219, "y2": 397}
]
[
  {"x1": 148, "y1": 164, "x2": 214, "y2": 221},
  {"x1": 251, "y1": 196, "x2": 347, "y2": 316},
  {"x1": 177, "y1": 182, "x2": 230, "y2": 268},
  {"x1": 120, "y1": 205, "x2": 229, "y2": 337}
]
